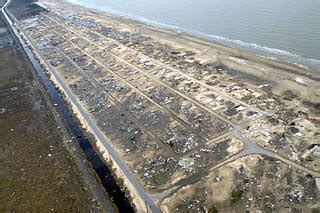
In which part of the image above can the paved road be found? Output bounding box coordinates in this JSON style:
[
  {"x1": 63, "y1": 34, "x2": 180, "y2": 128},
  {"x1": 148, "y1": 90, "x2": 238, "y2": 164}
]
[
  {"x1": 39, "y1": 17, "x2": 212, "y2": 144},
  {"x1": 42, "y1": 9, "x2": 320, "y2": 195},
  {"x1": 44, "y1": 16, "x2": 301, "y2": 173},
  {"x1": 215, "y1": 128, "x2": 320, "y2": 178},
  {"x1": 43, "y1": 14, "x2": 237, "y2": 129},
  {"x1": 46, "y1": 13, "x2": 269, "y2": 117},
  {"x1": 153, "y1": 126, "x2": 320, "y2": 201},
  {"x1": 25, "y1": 23, "x2": 160, "y2": 213},
  {"x1": 1, "y1": 1, "x2": 117, "y2": 212},
  {"x1": 1, "y1": 1, "x2": 161, "y2": 212},
  {"x1": 6, "y1": 2, "x2": 319, "y2": 207}
]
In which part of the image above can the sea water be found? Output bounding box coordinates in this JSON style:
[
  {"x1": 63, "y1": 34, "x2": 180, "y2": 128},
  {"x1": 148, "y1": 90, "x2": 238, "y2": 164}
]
[{"x1": 66, "y1": 0, "x2": 320, "y2": 69}]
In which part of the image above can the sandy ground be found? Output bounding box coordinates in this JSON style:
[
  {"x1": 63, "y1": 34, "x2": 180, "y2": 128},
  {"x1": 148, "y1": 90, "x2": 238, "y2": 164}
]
[
  {"x1": 161, "y1": 154, "x2": 320, "y2": 212},
  {"x1": 42, "y1": 0, "x2": 320, "y2": 104},
  {"x1": 41, "y1": 0, "x2": 320, "y2": 175},
  {"x1": 20, "y1": 0, "x2": 320, "y2": 211}
]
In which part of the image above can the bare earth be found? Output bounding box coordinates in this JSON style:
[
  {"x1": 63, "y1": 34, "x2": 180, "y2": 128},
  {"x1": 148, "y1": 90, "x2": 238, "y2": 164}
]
[
  {"x1": 9, "y1": 0, "x2": 320, "y2": 211},
  {"x1": 0, "y1": 3, "x2": 101, "y2": 211}
]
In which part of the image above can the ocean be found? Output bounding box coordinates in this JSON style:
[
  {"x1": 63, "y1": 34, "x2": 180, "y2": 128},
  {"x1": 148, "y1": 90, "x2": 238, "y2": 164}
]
[{"x1": 65, "y1": 0, "x2": 320, "y2": 69}]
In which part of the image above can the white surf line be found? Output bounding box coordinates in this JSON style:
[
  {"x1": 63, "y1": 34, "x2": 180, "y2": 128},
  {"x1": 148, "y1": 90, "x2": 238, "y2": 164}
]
[
  {"x1": 43, "y1": 11, "x2": 320, "y2": 179},
  {"x1": 43, "y1": 13, "x2": 271, "y2": 117}
]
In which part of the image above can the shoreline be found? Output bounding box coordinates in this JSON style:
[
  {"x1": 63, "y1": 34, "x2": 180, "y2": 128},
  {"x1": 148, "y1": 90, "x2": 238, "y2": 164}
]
[
  {"x1": 40, "y1": 0, "x2": 320, "y2": 103},
  {"x1": 15, "y1": 0, "x2": 320, "y2": 211},
  {"x1": 59, "y1": 0, "x2": 320, "y2": 72}
]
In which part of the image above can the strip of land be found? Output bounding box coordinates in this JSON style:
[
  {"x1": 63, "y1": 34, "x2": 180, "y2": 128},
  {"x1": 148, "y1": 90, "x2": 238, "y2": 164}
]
[
  {"x1": 6, "y1": 0, "x2": 320, "y2": 211},
  {"x1": 0, "y1": 1, "x2": 111, "y2": 212},
  {"x1": 0, "y1": 0, "x2": 119, "y2": 211}
]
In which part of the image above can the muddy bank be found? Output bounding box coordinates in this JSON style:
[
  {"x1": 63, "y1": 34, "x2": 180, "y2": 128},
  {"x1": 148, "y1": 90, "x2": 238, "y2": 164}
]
[
  {"x1": 2, "y1": 0, "x2": 136, "y2": 211},
  {"x1": 11, "y1": 0, "x2": 319, "y2": 211},
  {"x1": 4, "y1": 0, "x2": 135, "y2": 211},
  {"x1": 0, "y1": 4, "x2": 100, "y2": 211}
]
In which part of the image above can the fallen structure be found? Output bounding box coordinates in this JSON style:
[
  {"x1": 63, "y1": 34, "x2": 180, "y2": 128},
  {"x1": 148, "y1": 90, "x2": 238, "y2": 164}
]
[{"x1": 7, "y1": 0, "x2": 320, "y2": 211}]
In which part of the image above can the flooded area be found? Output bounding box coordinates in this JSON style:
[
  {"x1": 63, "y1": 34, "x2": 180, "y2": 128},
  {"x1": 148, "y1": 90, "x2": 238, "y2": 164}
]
[
  {"x1": 1, "y1": 0, "x2": 133, "y2": 211},
  {"x1": 0, "y1": 6, "x2": 99, "y2": 210},
  {"x1": 2, "y1": 0, "x2": 319, "y2": 211},
  {"x1": 15, "y1": 0, "x2": 319, "y2": 211},
  {"x1": 65, "y1": 0, "x2": 320, "y2": 69}
]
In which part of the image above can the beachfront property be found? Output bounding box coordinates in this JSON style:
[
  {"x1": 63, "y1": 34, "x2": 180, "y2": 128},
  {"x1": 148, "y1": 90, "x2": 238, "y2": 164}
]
[{"x1": 7, "y1": 0, "x2": 320, "y2": 211}]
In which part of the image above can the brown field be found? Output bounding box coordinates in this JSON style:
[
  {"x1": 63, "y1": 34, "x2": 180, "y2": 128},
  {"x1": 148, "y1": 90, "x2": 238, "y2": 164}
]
[
  {"x1": 0, "y1": 11, "x2": 100, "y2": 211},
  {"x1": 5, "y1": 0, "x2": 319, "y2": 211}
]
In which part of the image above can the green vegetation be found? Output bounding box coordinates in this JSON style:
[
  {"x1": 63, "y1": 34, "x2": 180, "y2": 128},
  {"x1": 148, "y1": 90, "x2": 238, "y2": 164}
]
[
  {"x1": 230, "y1": 189, "x2": 245, "y2": 206},
  {"x1": 208, "y1": 206, "x2": 218, "y2": 213},
  {"x1": 154, "y1": 171, "x2": 168, "y2": 185}
]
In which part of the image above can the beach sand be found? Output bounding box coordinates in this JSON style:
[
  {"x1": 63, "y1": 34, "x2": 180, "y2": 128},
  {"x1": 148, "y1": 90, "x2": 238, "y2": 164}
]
[{"x1": 41, "y1": 0, "x2": 320, "y2": 104}]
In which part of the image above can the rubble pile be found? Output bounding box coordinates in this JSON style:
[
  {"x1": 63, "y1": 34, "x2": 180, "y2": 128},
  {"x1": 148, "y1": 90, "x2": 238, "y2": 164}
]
[{"x1": 19, "y1": 7, "x2": 319, "y2": 209}]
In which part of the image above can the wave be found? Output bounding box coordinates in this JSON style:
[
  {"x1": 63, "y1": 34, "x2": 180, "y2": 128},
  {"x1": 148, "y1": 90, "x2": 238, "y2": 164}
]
[
  {"x1": 193, "y1": 32, "x2": 320, "y2": 69},
  {"x1": 65, "y1": 0, "x2": 320, "y2": 70}
]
